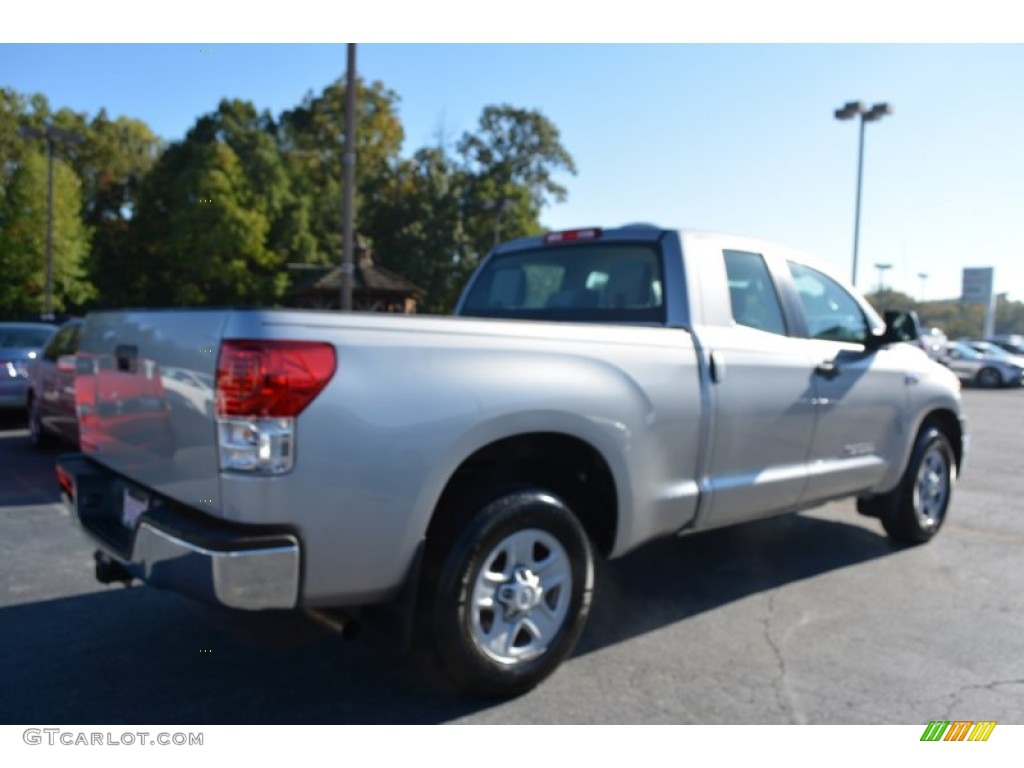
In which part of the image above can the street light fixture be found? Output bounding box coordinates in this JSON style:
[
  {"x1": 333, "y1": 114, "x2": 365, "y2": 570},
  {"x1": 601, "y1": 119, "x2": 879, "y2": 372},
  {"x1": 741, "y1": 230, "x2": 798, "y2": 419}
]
[
  {"x1": 874, "y1": 262, "x2": 892, "y2": 294},
  {"x1": 19, "y1": 123, "x2": 85, "y2": 320},
  {"x1": 834, "y1": 100, "x2": 893, "y2": 288}
]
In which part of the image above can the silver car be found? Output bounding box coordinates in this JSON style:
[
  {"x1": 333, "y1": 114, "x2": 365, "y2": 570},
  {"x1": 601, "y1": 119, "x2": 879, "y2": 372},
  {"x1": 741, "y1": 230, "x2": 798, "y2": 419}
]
[
  {"x1": 962, "y1": 339, "x2": 1024, "y2": 371},
  {"x1": 0, "y1": 322, "x2": 58, "y2": 410},
  {"x1": 940, "y1": 341, "x2": 1024, "y2": 388},
  {"x1": 985, "y1": 336, "x2": 1024, "y2": 357}
]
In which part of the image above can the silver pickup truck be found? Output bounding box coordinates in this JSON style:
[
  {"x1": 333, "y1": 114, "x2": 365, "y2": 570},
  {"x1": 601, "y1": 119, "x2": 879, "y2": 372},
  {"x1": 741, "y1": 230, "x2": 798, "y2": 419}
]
[{"x1": 57, "y1": 225, "x2": 967, "y2": 697}]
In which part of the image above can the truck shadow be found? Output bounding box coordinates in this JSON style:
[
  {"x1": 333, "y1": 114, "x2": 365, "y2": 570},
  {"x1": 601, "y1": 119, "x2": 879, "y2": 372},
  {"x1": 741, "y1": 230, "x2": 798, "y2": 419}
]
[{"x1": 0, "y1": 511, "x2": 895, "y2": 724}]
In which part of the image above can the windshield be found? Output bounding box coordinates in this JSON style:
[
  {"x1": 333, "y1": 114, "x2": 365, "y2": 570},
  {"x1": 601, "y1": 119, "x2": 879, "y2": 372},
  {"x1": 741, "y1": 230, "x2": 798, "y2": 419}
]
[
  {"x1": 973, "y1": 343, "x2": 1011, "y2": 359},
  {"x1": 949, "y1": 342, "x2": 982, "y2": 360},
  {"x1": 460, "y1": 242, "x2": 665, "y2": 323},
  {"x1": 0, "y1": 325, "x2": 55, "y2": 349}
]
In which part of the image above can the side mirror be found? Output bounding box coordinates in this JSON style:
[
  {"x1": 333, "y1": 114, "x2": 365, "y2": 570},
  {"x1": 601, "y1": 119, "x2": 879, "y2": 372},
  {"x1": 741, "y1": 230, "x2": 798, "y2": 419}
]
[
  {"x1": 56, "y1": 354, "x2": 76, "y2": 373},
  {"x1": 868, "y1": 309, "x2": 922, "y2": 349}
]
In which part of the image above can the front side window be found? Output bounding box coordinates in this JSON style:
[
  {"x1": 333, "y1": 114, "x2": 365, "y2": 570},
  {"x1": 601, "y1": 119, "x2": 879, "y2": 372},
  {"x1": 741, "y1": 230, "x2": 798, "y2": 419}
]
[
  {"x1": 788, "y1": 262, "x2": 868, "y2": 344},
  {"x1": 724, "y1": 250, "x2": 787, "y2": 335}
]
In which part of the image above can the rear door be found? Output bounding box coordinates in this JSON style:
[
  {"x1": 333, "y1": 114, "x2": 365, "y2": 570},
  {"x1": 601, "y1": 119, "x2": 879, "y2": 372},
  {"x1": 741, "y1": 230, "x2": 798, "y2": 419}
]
[{"x1": 693, "y1": 247, "x2": 818, "y2": 528}]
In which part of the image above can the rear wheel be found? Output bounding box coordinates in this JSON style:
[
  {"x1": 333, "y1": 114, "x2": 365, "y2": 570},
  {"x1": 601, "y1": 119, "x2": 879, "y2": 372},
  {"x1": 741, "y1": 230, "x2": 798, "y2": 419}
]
[
  {"x1": 420, "y1": 488, "x2": 594, "y2": 698},
  {"x1": 976, "y1": 366, "x2": 1002, "y2": 388},
  {"x1": 876, "y1": 426, "x2": 956, "y2": 544}
]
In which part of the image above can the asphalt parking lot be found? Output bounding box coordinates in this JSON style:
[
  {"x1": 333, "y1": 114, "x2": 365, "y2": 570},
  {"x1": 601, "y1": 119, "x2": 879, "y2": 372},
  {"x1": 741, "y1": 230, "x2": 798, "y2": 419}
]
[{"x1": 1, "y1": 388, "x2": 1022, "y2": 724}]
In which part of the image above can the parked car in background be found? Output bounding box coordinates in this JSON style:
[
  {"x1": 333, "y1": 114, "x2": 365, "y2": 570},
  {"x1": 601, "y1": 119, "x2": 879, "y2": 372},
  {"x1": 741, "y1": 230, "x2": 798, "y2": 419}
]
[
  {"x1": 987, "y1": 335, "x2": 1024, "y2": 356},
  {"x1": 939, "y1": 340, "x2": 1024, "y2": 388},
  {"x1": 961, "y1": 339, "x2": 1024, "y2": 370},
  {"x1": 918, "y1": 326, "x2": 947, "y2": 361},
  {"x1": 26, "y1": 318, "x2": 82, "y2": 446},
  {"x1": 74, "y1": 351, "x2": 175, "y2": 457},
  {"x1": 0, "y1": 322, "x2": 57, "y2": 411}
]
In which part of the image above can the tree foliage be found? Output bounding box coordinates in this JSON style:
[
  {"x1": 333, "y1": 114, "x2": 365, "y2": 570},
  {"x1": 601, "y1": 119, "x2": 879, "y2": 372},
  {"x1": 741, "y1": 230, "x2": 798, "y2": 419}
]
[
  {"x1": 0, "y1": 150, "x2": 94, "y2": 315},
  {"x1": 0, "y1": 82, "x2": 579, "y2": 316},
  {"x1": 865, "y1": 290, "x2": 1024, "y2": 339}
]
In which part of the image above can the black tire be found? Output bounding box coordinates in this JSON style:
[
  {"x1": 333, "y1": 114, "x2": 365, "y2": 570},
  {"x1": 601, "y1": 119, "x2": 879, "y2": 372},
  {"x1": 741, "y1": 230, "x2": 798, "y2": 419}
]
[
  {"x1": 420, "y1": 488, "x2": 594, "y2": 698},
  {"x1": 27, "y1": 394, "x2": 54, "y2": 450},
  {"x1": 875, "y1": 425, "x2": 956, "y2": 544},
  {"x1": 976, "y1": 366, "x2": 1002, "y2": 388}
]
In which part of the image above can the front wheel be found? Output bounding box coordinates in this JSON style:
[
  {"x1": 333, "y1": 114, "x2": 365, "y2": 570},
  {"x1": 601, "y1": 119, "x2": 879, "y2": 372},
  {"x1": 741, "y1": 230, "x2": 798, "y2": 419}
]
[
  {"x1": 878, "y1": 426, "x2": 957, "y2": 544},
  {"x1": 421, "y1": 488, "x2": 594, "y2": 698},
  {"x1": 27, "y1": 394, "x2": 54, "y2": 449}
]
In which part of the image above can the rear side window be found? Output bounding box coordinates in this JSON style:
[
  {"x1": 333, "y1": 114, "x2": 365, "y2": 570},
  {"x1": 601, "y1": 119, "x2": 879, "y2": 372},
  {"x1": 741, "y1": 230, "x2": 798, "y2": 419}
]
[
  {"x1": 461, "y1": 244, "x2": 665, "y2": 323},
  {"x1": 724, "y1": 250, "x2": 787, "y2": 335}
]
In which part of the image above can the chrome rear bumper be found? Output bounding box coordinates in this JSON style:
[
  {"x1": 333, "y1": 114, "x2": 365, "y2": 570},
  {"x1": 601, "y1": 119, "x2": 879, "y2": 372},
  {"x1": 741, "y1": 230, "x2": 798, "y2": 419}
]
[
  {"x1": 130, "y1": 521, "x2": 299, "y2": 610},
  {"x1": 57, "y1": 453, "x2": 301, "y2": 611}
]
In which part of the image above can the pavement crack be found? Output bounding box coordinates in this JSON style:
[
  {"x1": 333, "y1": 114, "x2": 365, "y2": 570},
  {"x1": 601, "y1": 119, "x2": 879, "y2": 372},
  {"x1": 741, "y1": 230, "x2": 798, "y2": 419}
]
[
  {"x1": 761, "y1": 591, "x2": 794, "y2": 723},
  {"x1": 942, "y1": 678, "x2": 1024, "y2": 719}
]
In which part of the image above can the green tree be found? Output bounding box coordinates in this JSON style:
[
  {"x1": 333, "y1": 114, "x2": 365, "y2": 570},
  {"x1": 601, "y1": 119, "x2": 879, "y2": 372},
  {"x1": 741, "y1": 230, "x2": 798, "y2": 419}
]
[
  {"x1": 0, "y1": 150, "x2": 94, "y2": 315},
  {"x1": 361, "y1": 104, "x2": 578, "y2": 312},
  {"x1": 456, "y1": 104, "x2": 577, "y2": 261},
  {"x1": 363, "y1": 147, "x2": 474, "y2": 313},
  {"x1": 132, "y1": 136, "x2": 281, "y2": 306},
  {"x1": 277, "y1": 78, "x2": 404, "y2": 267},
  {"x1": 74, "y1": 110, "x2": 163, "y2": 309},
  {"x1": 995, "y1": 295, "x2": 1024, "y2": 335}
]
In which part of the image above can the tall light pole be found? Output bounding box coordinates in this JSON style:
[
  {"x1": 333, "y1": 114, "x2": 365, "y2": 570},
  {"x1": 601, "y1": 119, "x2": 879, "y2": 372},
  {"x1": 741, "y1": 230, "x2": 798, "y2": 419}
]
[
  {"x1": 918, "y1": 272, "x2": 928, "y2": 303},
  {"x1": 19, "y1": 124, "x2": 85, "y2": 319},
  {"x1": 874, "y1": 262, "x2": 892, "y2": 294},
  {"x1": 340, "y1": 43, "x2": 357, "y2": 311},
  {"x1": 834, "y1": 101, "x2": 893, "y2": 288}
]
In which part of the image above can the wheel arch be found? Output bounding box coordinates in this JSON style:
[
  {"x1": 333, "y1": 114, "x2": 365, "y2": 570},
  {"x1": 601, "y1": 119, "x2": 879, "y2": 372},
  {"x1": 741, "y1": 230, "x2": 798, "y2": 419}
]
[
  {"x1": 424, "y1": 432, "x2": 620, "y2": 560},
  {"x1": 919, "y1": 408, "x2": 964, "y2": 474}
]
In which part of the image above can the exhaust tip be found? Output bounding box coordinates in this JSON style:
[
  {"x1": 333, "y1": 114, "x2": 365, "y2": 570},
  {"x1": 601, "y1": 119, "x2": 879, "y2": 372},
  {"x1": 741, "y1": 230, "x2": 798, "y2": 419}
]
[
  {"x1": 94, "y1": 550, "x2": 133, "y2": 586},
  {"x1": 306, "y1": 608, "x2": 361, "y2": 640}
]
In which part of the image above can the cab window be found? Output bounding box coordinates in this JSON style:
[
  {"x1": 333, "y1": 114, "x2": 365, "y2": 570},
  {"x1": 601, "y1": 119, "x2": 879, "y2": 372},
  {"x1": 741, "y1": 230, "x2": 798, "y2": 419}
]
[
  {"x1": 788, "y1": 262, "x2": 868, "y2": 344},
  {"x1": 723, "y1": 250, "x2": 787, "y2": 335}
]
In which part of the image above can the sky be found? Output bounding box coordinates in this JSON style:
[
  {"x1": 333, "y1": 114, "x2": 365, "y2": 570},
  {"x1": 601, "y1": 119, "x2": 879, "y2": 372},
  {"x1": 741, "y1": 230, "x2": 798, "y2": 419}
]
[{"x1": 3, "y1": 5, "x2": 1023, "y2": 303}]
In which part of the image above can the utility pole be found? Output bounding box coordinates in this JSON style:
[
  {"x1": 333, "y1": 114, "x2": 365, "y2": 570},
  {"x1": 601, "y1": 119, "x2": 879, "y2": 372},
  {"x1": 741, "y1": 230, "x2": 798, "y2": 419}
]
[
  {"x1": 487, "y1": 198, "x2": 514, "y2": 248},
  {"x1": 19, "y1": 124, "x2": 85, "y2": 319},
  {"x1": 918, "y1": 272, "x2": 928, "y2": 303},
  {"x1": 341, "y1": 43, "x2": 357, "y2": 311}
]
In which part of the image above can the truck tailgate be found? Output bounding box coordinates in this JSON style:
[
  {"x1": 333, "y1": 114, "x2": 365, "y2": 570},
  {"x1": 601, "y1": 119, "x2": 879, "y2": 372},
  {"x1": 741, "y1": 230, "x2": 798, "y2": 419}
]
[{"x1": 75, "y1": 310, "x2": 229, "y2": 510}]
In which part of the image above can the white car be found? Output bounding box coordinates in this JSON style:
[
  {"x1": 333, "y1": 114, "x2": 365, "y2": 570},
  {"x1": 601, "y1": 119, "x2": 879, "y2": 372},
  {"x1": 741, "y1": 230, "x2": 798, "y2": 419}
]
[
  {"x1": 918, "y1": 327, "x2": 947, "y2": 361},
  {"x1": 159, "y1": 366, "x2": 214, "y2": 416}
]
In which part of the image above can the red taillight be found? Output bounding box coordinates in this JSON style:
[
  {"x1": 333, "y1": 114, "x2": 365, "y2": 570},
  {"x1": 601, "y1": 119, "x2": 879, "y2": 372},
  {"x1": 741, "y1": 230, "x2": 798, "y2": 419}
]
[
  {"x1": 216, "y1": 340, "x2": 336, "y2": 418},
  {"x1": 56, "y1": 464, "x2": 74, "y2": 501},
  {"x1": 543, "y1": 228, "x2": 602, "y2": 244}
]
